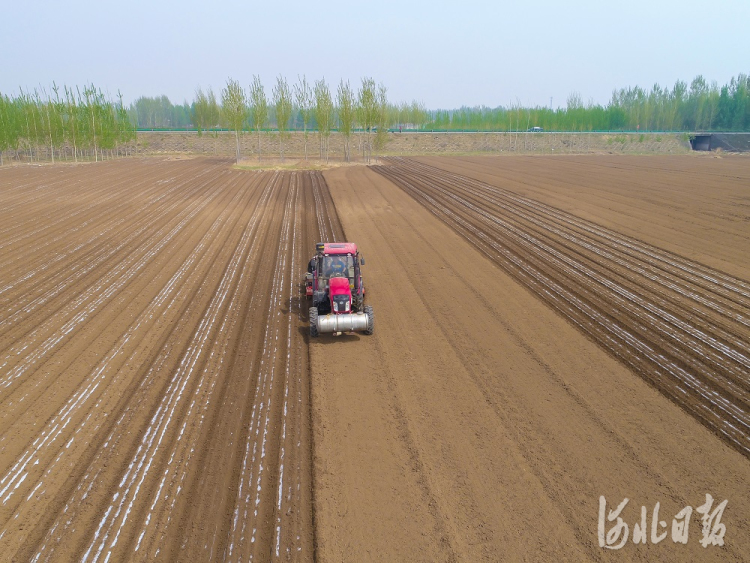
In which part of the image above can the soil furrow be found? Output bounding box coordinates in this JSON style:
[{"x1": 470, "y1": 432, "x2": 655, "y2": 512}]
[
  {"x1": 0, "y1": 158, "x2": 336, "y2": 562},
  {"x1": 373, "y1": 159, "x2": 750, "y2": 457}
]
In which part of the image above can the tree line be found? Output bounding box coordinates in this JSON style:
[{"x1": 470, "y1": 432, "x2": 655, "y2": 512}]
[
  {"x1": 4, "y1": 73, "x2": 748, "y2": 165},
  {"x1": 129, "y1": 73, "x2": 749, "y2": 139},
  {"x1": 426, "y1": 74, "x2": 750, "y2": 132},
  {"x1": 131, "y1": 82, "x2": 428, "y2": 134},
  {"x1": 129, "y1": 95, "x2": 192, "y2": 129},
  {"x1": 210, "y1": 75, "x2": 406, "y2": 163},
  {"x1": 0, "y1": 84, "x2": 136, "y2": 165}
]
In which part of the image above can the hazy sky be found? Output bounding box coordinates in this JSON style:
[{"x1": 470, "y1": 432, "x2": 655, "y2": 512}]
[{"x1": 2, "y1": 0, "x2": 748, "y2": 109}]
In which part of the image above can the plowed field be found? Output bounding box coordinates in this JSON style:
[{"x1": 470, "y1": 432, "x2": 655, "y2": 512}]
[
  {"x1": 2, "y1": 155, "x2": 749, "y2": 563},
  {"x1": 313, "y1": 156, "x2": 750, "y2": 562},
  {"x1": 374, "y1": 157, "x2": 750, "y2": 456},
  {"x1": 0, "y1": 158, "x2": 342, "y2": 562}
]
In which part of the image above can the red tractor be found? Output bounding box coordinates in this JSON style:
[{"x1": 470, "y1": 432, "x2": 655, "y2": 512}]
[{"x1": 305, "y1": 242, "x2": 374, "y2": 337}]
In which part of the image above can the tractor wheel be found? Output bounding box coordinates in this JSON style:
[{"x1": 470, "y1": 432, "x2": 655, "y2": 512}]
[
  {"x1": 364, "y1": 305, "x2": 374, "y2": 335},
  {"x1": 309, "y1": 307, "x2": 319, "y2": 338}
]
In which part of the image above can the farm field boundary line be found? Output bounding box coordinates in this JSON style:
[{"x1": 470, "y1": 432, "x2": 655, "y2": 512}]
[
  {"x1": 373, "y1": 157, "x2": 750, "y2": 457},
  {"x1": 124, "y1": 131, "x2": 692, "y2": 159}
]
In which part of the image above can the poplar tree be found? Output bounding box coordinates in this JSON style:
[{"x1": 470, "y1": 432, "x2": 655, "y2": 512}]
[
  {"x1": 0, "y1": 83, "x2": 138, "y2": 164},
  {"x1": 221, "y1": 78, "x2": 248, "y2": 164},
  {"x1": 206, "y1": 88, "x2": 221, "y2": 134},
  {"x1": 0, "y1": 94, "x2": 9, "y2": 165},
  {"x1": 18, "y1": 90, "x2": 33, "y2": 160},
  {"x1": 314, "y1": 78, "x2": 333, "y2": 162},
  {"x1": 64, "y1": 86, "x2": 80, "y2": 161},
  {"x1": 249, "y1": 75, "x2": 268, "y2": 161},
  {"x1": 357, "y1": 78, "x2": 377, "y2": 163},
  {"x1": 193, "y1": 87, "x2": 221, "y2": 137},
  {"x1": 35, "y1": 87, "x2": 55, "y2": 163},
  {"x1": 50, "y1": 83, "x2": 66, "y2": 160},
  {"x1": 82, "y1": 85, "x2": 100, "y2": 161},
  {"x1": 337, "y1": 80, "x2": 355, "y2": 162},
  {"x1": 294, "y1": 75, "x2": 313, "y2": 160},
  {"x1": 373, "y1": 82, "x2": 390, "y2": 157},
  {"x1": 273, "y1": 75, "x2": 292, "y2": 161},
  {"x1": 193, "y1": 87, "x2": 210, "y2": 135}
]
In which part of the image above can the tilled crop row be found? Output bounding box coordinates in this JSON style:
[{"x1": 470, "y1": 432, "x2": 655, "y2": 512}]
[
  {"x1": 374, "y1": 158, "x2": 750, "y2": 457},
  {"x1": 0, "y1": 160, "x2": 341, "y2": 562}
]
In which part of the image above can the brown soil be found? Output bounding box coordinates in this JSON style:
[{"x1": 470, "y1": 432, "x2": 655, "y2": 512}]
[
  {"x1": 415, "y1": 154, "x2": 750, "y2": 279},
  {"x1": 0, "y1": 158, "x2": 339, "y2": 562},
  {"x1": 1, "y1": 155, "x2": 748, "y2": 562},
  {"x1": 313, "y1": 157, "x2": 750, "y2": 562},
  {"x1": 374, "y1": 157, "x2": 750, "y2": 456}
]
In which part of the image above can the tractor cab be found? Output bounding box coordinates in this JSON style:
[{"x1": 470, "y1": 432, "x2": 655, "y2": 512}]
[
  {"x1": 306, "y1": 242, "x2": 367, "y2": 312},
  {"x1": 318, "y1": 254, "x2": 356, "y2": 288}
]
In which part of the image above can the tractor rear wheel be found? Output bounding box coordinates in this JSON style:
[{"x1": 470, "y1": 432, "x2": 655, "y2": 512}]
[
  {"x1": 309, "y1": 307, "x2": 319, "y2": 338},
  {"x1": 364, "y1": 305, "x2": 374, "y2": 335}
]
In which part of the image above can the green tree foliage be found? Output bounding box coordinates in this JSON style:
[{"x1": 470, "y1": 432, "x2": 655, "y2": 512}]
[
  {"x1": 357, "y1": 77, "x2": 377, "y2": 163},
  {"x1": 221, "y1": 78, "x2": 248, "y2": 164},
  {"x1": 64, "y1": 86, "x2": 81, "y2": 161},
  {"x1": 82, "y1": 85, "x2": 102, "y2": 161},
  {"x1": 48, "y1": 84, "x2": 66, "y2": 162},
  {"x1": 422, "y1": 74, "x2": 750, "y2": 132},
  {"x1": 374, "y1": 82, "x2": 390, "y2": 155},
  {"x1": 9, "y1": 72, "x2": 746, "y2": 167},
  {"x1": 314, "y1": 78, "x2": 333, "y2": 162},
  {"x1": 0, "y1": 94, "x2": 15, "y2": 165},
  {"x1": 206, "y1": 89, "x2": 221, "y2": 132},
  {"x1": 193, "y1": 87, "x2": 210, "y2": 136},
  {"x1": 191, "y1": 87, "x2": 221, "y2": 149},
  {"x1": 273, "y1": 76, "x2": 292, "y2": 161},
  {"x1": 336, "y1": 80, "x2": 355, "y2": 162},
  {"x1": 115, "y1": 91, "x2": 136, "y2": 152},
  {"x1": 392, "y1": 100, "x2": 428, "y2": 131},
  {"x1": 294, "y1": 75, "x2": 313, "y2": 160},
  {"x1": 0, "y1": 83, "x2": 135, "y2": 165},
  {"x1": 249, "y1": 75, "x2": 268, "y2": 161},
  {"x1": 129, "y1": 95, "x2": 192, "y2": 129}
]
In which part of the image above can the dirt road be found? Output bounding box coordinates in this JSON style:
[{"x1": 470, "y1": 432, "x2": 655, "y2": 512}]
[
  {"x1": 314, "y1": 159, "x2": 750, "y2": 562},
  {"x1": 0, "y1": 158, "x2": 339, "y2": 561}
]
